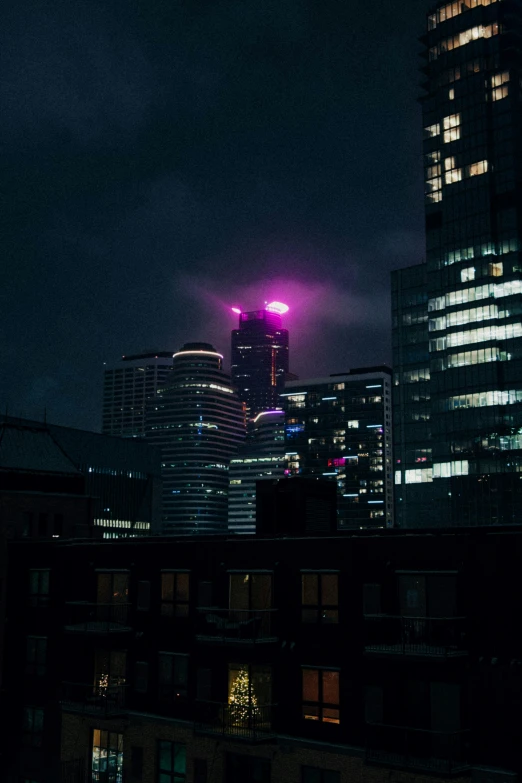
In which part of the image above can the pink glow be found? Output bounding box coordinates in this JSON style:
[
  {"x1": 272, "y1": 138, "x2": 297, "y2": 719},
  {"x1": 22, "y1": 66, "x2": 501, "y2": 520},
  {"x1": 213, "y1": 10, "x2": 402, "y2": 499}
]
[
  {"x1": 266, "y1": 301, "x2": 289, "y2": 315},
  {"x1": 231, "y1": 307, "x2": 242, "y2": 314}
]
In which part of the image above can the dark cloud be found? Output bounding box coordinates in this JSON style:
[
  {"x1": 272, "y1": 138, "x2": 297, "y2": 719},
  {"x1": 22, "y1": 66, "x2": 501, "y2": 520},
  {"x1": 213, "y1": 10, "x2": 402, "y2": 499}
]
[{"x1": 1, "y1": 0, "x2": 432, "y2": 429}]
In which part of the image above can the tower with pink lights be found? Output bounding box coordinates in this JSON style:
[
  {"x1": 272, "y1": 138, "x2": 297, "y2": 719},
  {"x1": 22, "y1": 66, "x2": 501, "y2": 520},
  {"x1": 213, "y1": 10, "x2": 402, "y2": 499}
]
[{"x1": 230, "y1": 302, "x2": 290, "y2": 422}]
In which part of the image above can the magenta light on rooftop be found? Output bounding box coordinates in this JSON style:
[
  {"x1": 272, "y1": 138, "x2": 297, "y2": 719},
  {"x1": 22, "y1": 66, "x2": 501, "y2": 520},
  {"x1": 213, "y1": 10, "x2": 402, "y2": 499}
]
[
  {"x1": 265, "y1": 301, "x2": 289, "y2": 315},
  {"x1": 231, "y1": 307, "x2": 242, "y2": 314}
]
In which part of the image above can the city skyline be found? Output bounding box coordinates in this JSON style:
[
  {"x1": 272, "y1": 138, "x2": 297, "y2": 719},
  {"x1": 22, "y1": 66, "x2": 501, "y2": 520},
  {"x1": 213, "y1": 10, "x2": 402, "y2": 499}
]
[{"x1": 2, "y1": 0, "x2": 434, "y2": 432}]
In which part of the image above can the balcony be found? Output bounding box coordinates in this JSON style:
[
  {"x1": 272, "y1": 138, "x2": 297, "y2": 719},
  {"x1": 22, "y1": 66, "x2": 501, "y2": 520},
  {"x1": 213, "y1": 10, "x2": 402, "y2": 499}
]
[
  {"x1": 195, "y1": 701, "x2": 276, "y2": 742},
  {"x1": 196, "y1": 608, "x2": 278, "y2": 644},
  {"x1": 64, "y1": 602, "x2": 132, "y2": 634},
  {"x1": 364, "y1": 615, "x2": 467, "y2": 657},
  {"x1": 366, "y1": 723, "x2": 470, "y2": 774},
  {"x1": 61, "y1": 682, "x2": 128, "y2": 717}
]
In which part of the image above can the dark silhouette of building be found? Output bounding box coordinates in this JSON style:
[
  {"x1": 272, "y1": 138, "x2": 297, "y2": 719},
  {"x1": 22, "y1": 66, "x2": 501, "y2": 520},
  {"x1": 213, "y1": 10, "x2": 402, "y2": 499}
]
[
  {"x1": 231, "y1": 307, "x2": 289, "y2": 421},
  {"x1": 5, "y1": 514, "x2": 522, "y2": 783},
  {"x1": 146, "y1": 343, "x2": 245, "y2": 535},
  {"x1": 393, "y1": 0, "x2": 522, "y2": 527}
]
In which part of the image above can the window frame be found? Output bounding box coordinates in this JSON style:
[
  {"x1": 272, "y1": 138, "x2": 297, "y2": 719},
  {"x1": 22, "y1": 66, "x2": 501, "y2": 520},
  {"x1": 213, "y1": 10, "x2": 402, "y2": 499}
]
[
  {"x1": 302, "y1": 667, "x2": 340, "y2": 724},
  {"x1": 157, "y1": 740, "x2": 186, "y2": 782},
  {"x1": 22, "y1": 706, "x2": 44, "y2": 747},
  {"x1": 28, "y1": 569, "x2": 50, "y2": 607},
  {"x1": 301, "y1": 572, "x2": 339, "y2": 624},
  {"x1": 26, "y1": 636, "x2": 47, "y2": 677},
  {"x1": 161, "y1": 571, "x2": 190, "y2": 618},
  {"x1": 158, "y1": 652, "x2": 189, "y2": 702}
]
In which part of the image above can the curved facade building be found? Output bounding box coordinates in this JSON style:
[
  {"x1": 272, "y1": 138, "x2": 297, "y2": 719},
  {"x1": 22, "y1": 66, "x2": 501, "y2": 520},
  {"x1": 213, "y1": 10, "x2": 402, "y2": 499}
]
[{"x1": 147, "y1": 343, "x2": 246, "y2": 535}]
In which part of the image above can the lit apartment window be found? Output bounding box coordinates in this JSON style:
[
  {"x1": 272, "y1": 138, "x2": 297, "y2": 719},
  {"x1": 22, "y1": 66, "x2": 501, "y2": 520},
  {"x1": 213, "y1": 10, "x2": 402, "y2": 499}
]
[
  {"x1": 489, "y1": 262, "x2": 503, "y2": 277},
  {"x1": 158, "y1": 742, "x2": 186, "y2": 783},
  {"x1": 443, "y1": 114, "x2": 460, "y2": 143},
  {"x1": 444, "y1": 156, "x2": 462, "y2": 184},
  {"x1": 301, "y1": 573, "x2": 339, "y2": 624},
  {"x1": 423, "y1": 123, "x2": 440, "y2": 139},
  {"x1": 161, "y1": 572, "x2": 189, "y2": 618},
  {"x1": 92, "y1": 730, "x2": 123, "y2": 783},
  {"x1": 302, "y1": 668, "x2": 340, "y2": 724},
  {"x1": 461, "y1": 267, "x2": 475, "y2": 282},
  {"x1": 466, "y1": 160, "x2": 488, "y2": 177}
]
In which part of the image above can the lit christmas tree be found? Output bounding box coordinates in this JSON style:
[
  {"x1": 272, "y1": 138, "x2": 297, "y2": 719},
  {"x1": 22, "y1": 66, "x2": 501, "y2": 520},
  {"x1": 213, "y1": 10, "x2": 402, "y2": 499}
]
[{"x1": 228, "y1": 667, "x2": 260, "y2": 724}]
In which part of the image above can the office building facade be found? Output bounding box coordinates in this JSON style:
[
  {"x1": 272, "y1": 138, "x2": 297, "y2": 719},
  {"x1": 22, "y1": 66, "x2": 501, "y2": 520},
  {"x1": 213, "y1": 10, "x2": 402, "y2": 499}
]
[
  {"x1": 102, "y1": 352, "x2": 174, "y2": 438},
  {"x1": 231, "y1": 306, "x2": 289, "y2": 420},
  {"x1": 147, "y1": 343, "x2": 245, "y2": 535},
  {"x1": 282, "y1": 368, "x2": 393, "y2": 529},
  {"x1": 393, "y1": 0, "x2": 522, "y2": 526},
  {"x1": 228, "y1": 410, "x2": 286, "y2": 534}
]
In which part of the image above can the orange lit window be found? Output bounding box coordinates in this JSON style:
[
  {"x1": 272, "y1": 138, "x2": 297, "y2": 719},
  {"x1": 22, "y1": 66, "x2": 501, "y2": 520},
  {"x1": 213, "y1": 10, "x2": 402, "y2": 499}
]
[{"x1": 302, "y1": 668, "x2": 340, "y2": 724}]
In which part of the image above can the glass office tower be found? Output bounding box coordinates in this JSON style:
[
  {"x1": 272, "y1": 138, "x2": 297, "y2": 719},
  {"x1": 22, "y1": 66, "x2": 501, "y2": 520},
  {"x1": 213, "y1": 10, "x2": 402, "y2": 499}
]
[
  {"x1": 393, "y1": 0, "x2": 522, "y2": 526},
  {"x1": 147, "y1": 343, "x2": 245, "y2": 535},
  {"x1": 102, "y1": 352, "x2": 174, "y2": 438},
  {"x1": 282, "y1": 368, "x2": 393, "y2": 529},
  {"x1": 231, "y1": 307, "x2": 289, "y2": 421}
]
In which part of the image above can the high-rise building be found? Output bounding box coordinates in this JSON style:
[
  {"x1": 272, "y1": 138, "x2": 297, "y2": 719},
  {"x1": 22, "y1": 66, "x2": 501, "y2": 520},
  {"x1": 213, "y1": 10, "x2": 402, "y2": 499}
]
[
  {"x1": 393, "y1": 0, "x2": 522, "y2": 527},
  {"x1": 147, "y1": 343, "x2": 245, "y2": 535},
  {"x1": 282, "y1": 368, "x2": 393, "y2": 529},
  {"x1": 231, "y1": 304, "x2": 289, "y2": 421},
  {"x1": 228, "y1": 410, "x2": 286, "y2": 534},
  {"x1": 102, "y1": 352, "x2": 174, "y2": 437}
]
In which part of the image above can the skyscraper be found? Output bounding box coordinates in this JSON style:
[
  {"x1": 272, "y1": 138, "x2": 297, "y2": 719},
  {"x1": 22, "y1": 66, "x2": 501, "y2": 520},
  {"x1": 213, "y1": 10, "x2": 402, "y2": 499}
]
[
  {"x1": 228, "y1": 410, "x2": 286, "y2": 534},
  {"x1": 282, "y1": 368, "x2": 393, "y2": 529},
  {"x1": 146, "y1": 343, "x2": 245, "y2": 535},
  {"x1": 102, "y1": 352, "x2": 174, "y2": 437},
  {"x1": 231, "y1": 303, "x2": 289, "y2": 421},
  {"x1": 393, "y1": 0, "x2": 522, "y2": 526}
]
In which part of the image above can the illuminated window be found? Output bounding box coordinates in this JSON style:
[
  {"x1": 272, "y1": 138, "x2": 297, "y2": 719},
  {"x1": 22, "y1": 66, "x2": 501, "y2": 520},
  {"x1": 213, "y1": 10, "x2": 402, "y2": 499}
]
[
  {"x1": 26, "y1": 636, "x2": 47, "y2": 677},
  {"x1": 432, "y1": 461, "x2": 469, "y2": 478},
  {"x1": 405, "y1": 468, "x2": 433, "y2": 484},
  {"x1": 461, "y1": 267, "x2": 475, "y2": 282},
  {"x1": 466, "y1": 160, "x2": 488, "y2": 177},
  {"x1": 228, "y1": 664, "x2": 272, "y2": 721},
  {"x1": 443, "y1": 114, "x2": 460, "y2": 143},
  {"x1": 302, "y1": 668, "x2": 340, "y2": 724},
  {"x1": 23, "y1": 706, "x2": 44, "y2": 747},
  {"x1": 395, "y1": 471, "x2": 402, "y2": 485},
  {"x1": 92, "y1": 730, "x2": 123, "y2": 783},
  {"x1": 302, "y1": 573, "x2": 339, "y2": 624},
  {"x1": 158, "y1": 653, "x2": 188, "y2": 701},
  {"x1": 431, "y1": 23, "x2": 500, "y2": 60},
  {"x1": 489, "y1": 262, "x2": 503, "y2": 277},
  {"x1": 28, "y1": 569, "x2": 50, "y2": 607},
  {"x1": 158, "y1": 743, "x2": 186, "y2": 783},
  {"x1": 444, "y1": 156, "x2": 462, "y2": 184},
  {"x1": 347, "y1": 420, "x2": 359, "y2": 428},
  {"x1": 449, "y1": 88, "x2": 455, "y2": 100},
  {"x1": 423, "y1": 123, "x2": 440, "y2": 139},
  {"x1": 161, "y1": 572, "x2": 189, "y2": 618}
]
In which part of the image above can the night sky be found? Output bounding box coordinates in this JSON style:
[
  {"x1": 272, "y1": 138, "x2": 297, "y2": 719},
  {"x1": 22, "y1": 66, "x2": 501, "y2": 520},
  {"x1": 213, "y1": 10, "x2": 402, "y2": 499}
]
[{"x1": 2, "y1": 0, "x2": 433, "y2": 431}]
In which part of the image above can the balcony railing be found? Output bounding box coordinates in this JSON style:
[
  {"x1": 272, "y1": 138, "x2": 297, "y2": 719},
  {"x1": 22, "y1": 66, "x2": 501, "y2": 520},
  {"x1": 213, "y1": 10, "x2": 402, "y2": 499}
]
[
  {"x1": 65, "y1": 602, "x2": 131, "y2": 633},
  {"x1": 366, "y1": 723, "x2": 470, "y2": 774},
  {"x1": 195, "y1": 700, "x2": 276, "y2": 741},
  {"x1": 364, "y1": 615, "x2": 467, "y2": 657},
  {"x1": 61, "y1": 682, "x2": 127, "y2": 716},
  {"x1": 196, "y1": 608, "x2": 278, "y2": 643}
]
